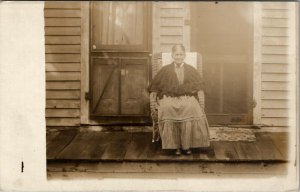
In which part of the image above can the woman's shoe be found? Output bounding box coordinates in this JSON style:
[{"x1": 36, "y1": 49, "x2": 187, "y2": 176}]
[
  {"x1": 175, "y1": 149, "x2": 181, "y2": 156},
  {"x1": 185, "y1": 149, "x2": 192, "y2": 155}
]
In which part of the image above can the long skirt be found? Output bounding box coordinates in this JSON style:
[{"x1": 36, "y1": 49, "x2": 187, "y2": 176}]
[{"x1": 157, "y1": 95, "x2": 210, "y2": 150}]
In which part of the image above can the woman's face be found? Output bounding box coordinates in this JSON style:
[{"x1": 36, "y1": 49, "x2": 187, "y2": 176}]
[{"x1": 172, "y1": 49, "x2": 186, "y2": 64}]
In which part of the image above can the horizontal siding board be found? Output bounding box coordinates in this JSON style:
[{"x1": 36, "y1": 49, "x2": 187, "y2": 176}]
[
  {"x1": 262, "y1": 64, "x2": 290, "y2": 73},
  {"x1": 262, "y1": 28, "x2": 289, "y2": 36},
  {"x1": 44, "y1": 9, "x2": 81, "y2": 18},
  {"x1": 46, "y1": 118, "x2": 80, "y2": 126},
  {"x1": 46, "y1": 63, "x2": 81, "y2": 72},
  {"x1": 46, "y1": 72, "x2": 81, "y2": 81},
  {"x1": 46, "y1": 109, "x2": 80, "y2": 117},
  {"x1": 46, "y1": 100, "x2": 80, "y2": 109},
  {"x1": 261, "y1": 54, "x2": 289, "y2": 63},
  {"x1": 261, "y1": 100, "x2": 289, "y2": 108},
  {"x1": 160, "y1": 9, "x2": 184, "y2": 17},
  {"x1": 45, "y1": 36, "x2": 80, "y2": 45},
  {"x1": 262, "y1": 73, "x2": 291, "y2": 82},
  {"x1": 160, "y1": 44, "x2": 174, "y2": 52},
  {"x1": 159, "y1": 3, "x2": 185, "y2": 9},
  {"x1": 46, "y1": 54, "x2": 81, "y2": 62},
  {"x1": 45, "y1": 18, "x2": 81, "y2": 27},
  {"x1": 45, "y1": 27, "x2": 81, "y2": 36},
  {"x1": 262, "y1": 9, "x2": 289, "y2": 18},
  {"x1": 259, "y1": 4, "x2": 293, "y2": 126},
  {"x1": 261, "y1": 118, "x2": 290, "y2": 127},
  {"x1": 261, "y1": 90, "x2": 289, "y2": 100},
  {"x1": 161, "y1": 26, "x2": 183, "y2": 35},
  {"x1": 44, "y1": 2, "x2": 81, "y2": 9},
  {"x1": 45, "y1": 45, "x2": 81, "y2": 53},
  {"x1": 160, "y1": 18, "x2": 184, "y2": 26},
  {"x1": 262, "y1": 18, "x2": 289, "y2": 27},
  {"x1": 46, "y1": 91, "x2": 80, "y2": 99},
  {"x1": 160, "y1": 36, "x2": 183, "y2": 44},
  {"x1": 261, "y1": 109, "x2": 289, "y2": 117},
  {"x1": 261, "y1": 82, "x2": 290, "y2": 91},
  {"x1": 262, "y1": 2, "x2": 289, "y2": 9},
  {"x1": 262, "y1": 37, "x2": 288, "y2": 46},
  {"x1": 262, "y1": 45, "x2": 289, "y2": 54},
  {"x1": 44, "y1": 2, "x2": 82, "y2": 128},
  {"x1": 46, "y1": 82, "x2": 81, "y2": 90}
]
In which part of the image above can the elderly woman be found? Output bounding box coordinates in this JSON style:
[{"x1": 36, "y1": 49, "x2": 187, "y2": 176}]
[{"x1": 148, "y1": 44, "x2": 210, "y2": 155}]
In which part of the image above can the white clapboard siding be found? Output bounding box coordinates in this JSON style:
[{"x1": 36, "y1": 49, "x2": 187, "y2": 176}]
[
  {"x1": 260, "y1": 2, "x2": 295, "y2": 127},
  {"x1": 157, "y1": 2, "x2": 187, "y2": 52},
  {"x1": 152, "y1": 2, "x2": 188, "y2": 76},
  {"x1": 45, "y1": 2, "x2": 81, "y2": 127}
]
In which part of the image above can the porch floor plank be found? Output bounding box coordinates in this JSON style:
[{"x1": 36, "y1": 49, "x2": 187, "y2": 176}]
[
  {"x1": 268, "y1": 132, "x2": 289, "y2": 160},
  {"x1": 232, "y1": 142, "x2": 249, "y2": 160},
  {"x1": 212, "y1": 141, "x2": 239, "y2": 161},
  {"x1": 124, "y1": 132, "x2": 153, "y2": 160},
  {"x1": 89, "y1": 132, "x2": 116, "y2": 159},
  {"x1": 100, "y1": 132, "x2": 131, "y2": 161},
  {"x1": 46, "y1": 131, "x2": 288, "y2": 162},
  {"x1": 56, "y1": 132, "x2": 95, "y2": 159},
  {"x1": 47, "y1": 130, "x2": 78, "y2": 159},
  {"x1": 46, "y1": 131, "x2": 60, "y2": 146},
  {"x1": 255, "y1": 133, "x2": 284, "y2": 161},
  {"x1": 237, "y1": 142, "x2": 262, "y2": 161}
]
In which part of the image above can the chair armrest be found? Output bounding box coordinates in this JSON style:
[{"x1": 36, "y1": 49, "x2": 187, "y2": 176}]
[{"x1": 197, "y1": 90, "x2": 205, "y2": 109}]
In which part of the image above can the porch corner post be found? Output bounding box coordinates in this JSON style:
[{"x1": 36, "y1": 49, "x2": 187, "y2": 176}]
[
  {"x1": 80, "y1": 2, "x2": 90, "y2": 125},
  {"x1": 253, "y1": 2, "x2": 262, "y2": 125}
]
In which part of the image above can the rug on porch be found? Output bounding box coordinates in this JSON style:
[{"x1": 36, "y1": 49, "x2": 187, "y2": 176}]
[{"x1": 209, "y1": 127, "x2": 256, "y2": 142}]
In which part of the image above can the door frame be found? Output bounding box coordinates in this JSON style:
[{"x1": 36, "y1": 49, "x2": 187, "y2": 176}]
[{"x1": 80, "y1": 2, "x2": 152, "y2": 125}]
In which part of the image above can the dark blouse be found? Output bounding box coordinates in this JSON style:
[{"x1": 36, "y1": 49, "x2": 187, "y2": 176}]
[{"x1": 148, "y1": 62, "x2": 205, "y2": 99}]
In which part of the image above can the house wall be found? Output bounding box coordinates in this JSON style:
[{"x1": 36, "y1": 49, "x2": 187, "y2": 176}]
[
  {"x1": 45, "y1": 2, "x2": 82, "y2": 126},
  {"x1": 44, "y1": 2, "x2": 297, "y2": 128},
  {"x1": 254, "y1": 2, "x2": 297, "y2": 127}
]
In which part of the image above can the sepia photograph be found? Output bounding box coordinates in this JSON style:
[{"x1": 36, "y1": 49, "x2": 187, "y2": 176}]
[
  {"x1": 0, "y1": 0, "x2": 298, "y2": 191},
  {"x1": 44, "y1": 0, "x2": 297, "y2": 179}
]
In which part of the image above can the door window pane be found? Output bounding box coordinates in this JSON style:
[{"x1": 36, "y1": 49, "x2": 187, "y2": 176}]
[{"x1": 92, "y1": 2, "x2": 144, "y2": 48}]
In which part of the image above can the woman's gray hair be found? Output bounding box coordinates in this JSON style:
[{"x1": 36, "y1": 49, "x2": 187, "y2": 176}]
[{"x1": 172, "y1": 44, "x2": 186, "y2": 53}]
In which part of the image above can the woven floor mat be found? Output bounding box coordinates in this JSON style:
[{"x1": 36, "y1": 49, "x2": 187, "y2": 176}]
[{"x1": 209, "y1": 127, "x2": 256, "y2": 141}]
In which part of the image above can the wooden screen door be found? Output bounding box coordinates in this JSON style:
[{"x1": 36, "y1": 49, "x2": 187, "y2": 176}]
[
  {"x1": 90, "y1": 2, "x2": 151, "y2": 124},
  {"x1": 191, "y1": 2, "x2": 253, "y2": 125}
]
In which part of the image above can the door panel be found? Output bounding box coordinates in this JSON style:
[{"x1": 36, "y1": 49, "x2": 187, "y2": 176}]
[
  {"x1": 91, "y1": 58, "x2": 119, "y2": 115},
  {"x1": 90, "y1": 57, "x2": 150, "y2": 119},
  {"x1": 121, "y1": 58, "x2": 150, "y2": 115}
]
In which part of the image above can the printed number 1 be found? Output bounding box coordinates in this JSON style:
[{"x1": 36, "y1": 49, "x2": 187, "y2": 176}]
[{"x1": 21, "y1": 162, "x2": 24, "y2": 173}]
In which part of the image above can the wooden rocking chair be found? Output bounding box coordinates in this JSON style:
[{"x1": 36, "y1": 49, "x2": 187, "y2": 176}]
[{"x1": 150, "y1": 52, "x2": 205, "y2": 142}]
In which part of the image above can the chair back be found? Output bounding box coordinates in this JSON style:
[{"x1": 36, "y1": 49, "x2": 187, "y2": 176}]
[{"x1": 161, "y1": 52, "x2": 203, "y2": 76}]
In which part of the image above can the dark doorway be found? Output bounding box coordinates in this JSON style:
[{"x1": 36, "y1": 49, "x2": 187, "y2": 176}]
[{"x1": 191, "y1": 2, "x2": 254, "y2": 125}]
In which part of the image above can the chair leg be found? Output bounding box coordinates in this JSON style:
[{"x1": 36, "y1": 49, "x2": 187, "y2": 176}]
[{"x1": 152, "y1": 120, "x2": 156, "y2": 143}]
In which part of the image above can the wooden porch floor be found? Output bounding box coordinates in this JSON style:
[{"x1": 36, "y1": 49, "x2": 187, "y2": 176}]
[{"x1": 47, "y1": 130, "x2": 288, "y2": 162}]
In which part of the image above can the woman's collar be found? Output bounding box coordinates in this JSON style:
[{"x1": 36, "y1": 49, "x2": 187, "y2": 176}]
[{"x1": 173, "y1": 62, "x2": 185, "y2": 68}]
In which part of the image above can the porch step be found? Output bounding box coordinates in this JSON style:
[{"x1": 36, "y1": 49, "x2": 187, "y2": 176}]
[{"x1": 47, "y1": 131, "x2": 288, "y2": 163}]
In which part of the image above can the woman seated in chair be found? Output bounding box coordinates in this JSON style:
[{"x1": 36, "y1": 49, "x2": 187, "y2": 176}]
[{"x1": 148, "y1": 44, "x2": 210, "y2": 155}]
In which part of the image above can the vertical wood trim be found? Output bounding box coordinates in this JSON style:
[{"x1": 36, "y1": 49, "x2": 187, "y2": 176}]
[
  {"x1": 80, "y1": 2, "x2": 89, "y2": 124},
  {"x1": 253, "y1": 2, "x2": 262, "y2": 125},
  {"x1": 288, "y1": 3, "x2": 297, "y2": 129},
  {"x1": 183, "y1": 3, "x2": 191, "y2": 51},
  {"x1": 152, "y1": 3, "x2": 160, "y2": 53}
]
